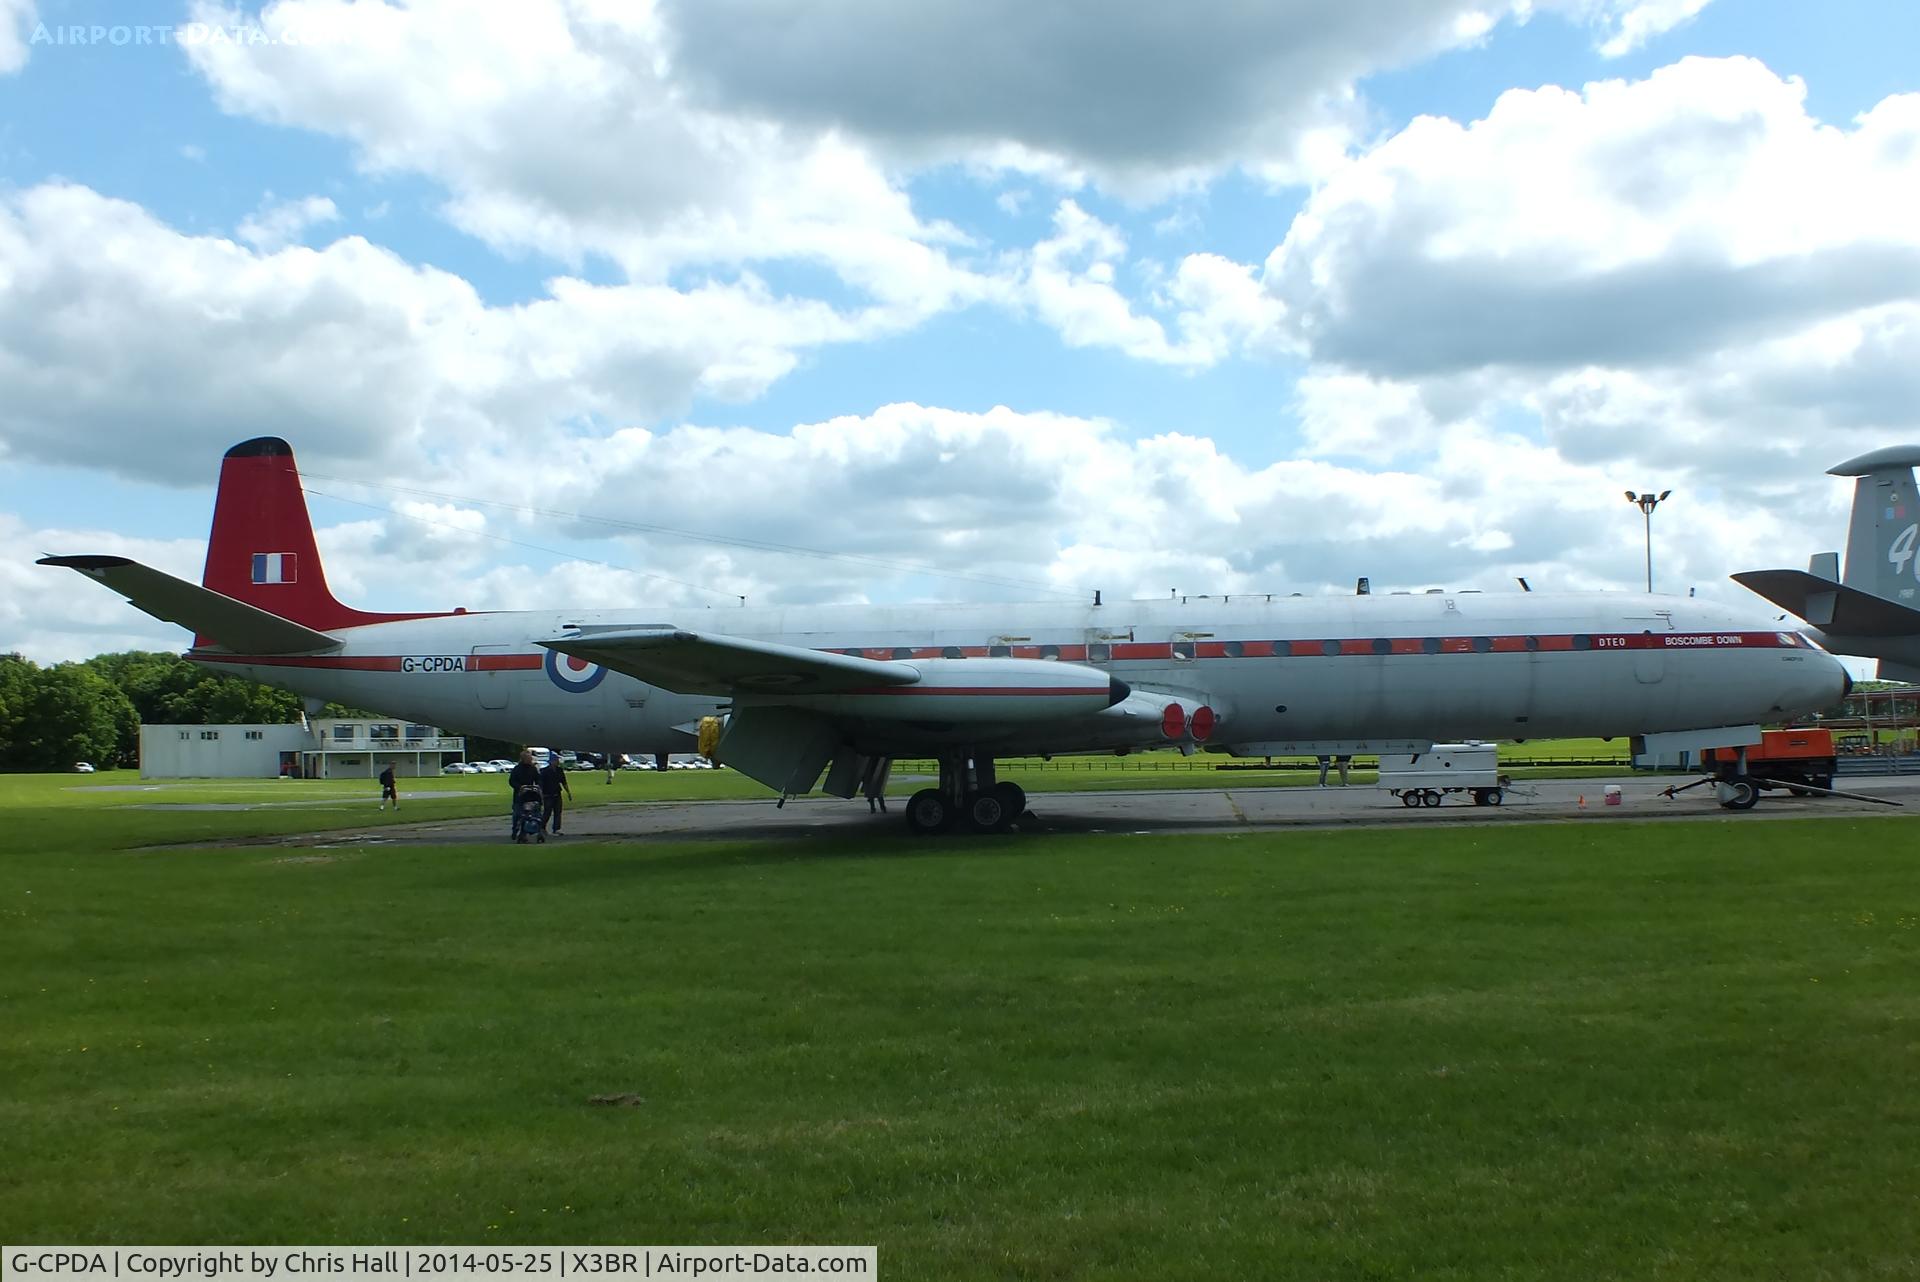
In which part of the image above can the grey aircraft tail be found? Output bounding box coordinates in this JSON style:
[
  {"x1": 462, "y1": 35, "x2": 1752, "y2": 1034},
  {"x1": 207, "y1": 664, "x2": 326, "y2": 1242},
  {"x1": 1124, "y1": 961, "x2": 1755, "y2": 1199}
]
[
  {"x1": 1732, "y1": 445, "x2": 1920, "y2": 682},
  {"x1": 1832, "y1": 445, "x2": 1920, "y2": 603}
]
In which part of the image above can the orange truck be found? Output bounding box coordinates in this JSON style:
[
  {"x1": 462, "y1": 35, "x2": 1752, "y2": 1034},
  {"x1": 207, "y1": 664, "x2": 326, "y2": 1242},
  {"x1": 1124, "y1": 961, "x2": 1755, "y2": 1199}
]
[{"x1": 1700, "y1": 729, "x2": 1837, "y2": 795}]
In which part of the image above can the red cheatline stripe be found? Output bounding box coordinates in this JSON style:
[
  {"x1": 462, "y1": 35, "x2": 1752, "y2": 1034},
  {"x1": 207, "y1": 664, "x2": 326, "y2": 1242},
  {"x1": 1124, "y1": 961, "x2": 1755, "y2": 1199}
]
[{"x1": 190, "y1": 654, "x2": 543, "y2": 671}]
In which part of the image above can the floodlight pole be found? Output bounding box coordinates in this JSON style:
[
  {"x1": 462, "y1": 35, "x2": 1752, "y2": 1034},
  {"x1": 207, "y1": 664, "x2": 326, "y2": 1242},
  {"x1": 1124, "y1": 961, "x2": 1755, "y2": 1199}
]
[{"x1": 1625, "y1": 489, "x2": 1672, "y2": 593}]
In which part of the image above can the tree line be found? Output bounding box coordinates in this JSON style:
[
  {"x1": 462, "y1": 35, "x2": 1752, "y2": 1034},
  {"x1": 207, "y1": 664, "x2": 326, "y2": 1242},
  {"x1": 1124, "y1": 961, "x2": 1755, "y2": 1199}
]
[
  {"x1": 1, "y1": 650, "x2": 306, "y2": 771},
  {"x1": 1, "y1": 650, "x2": 523, "y2": 772}
]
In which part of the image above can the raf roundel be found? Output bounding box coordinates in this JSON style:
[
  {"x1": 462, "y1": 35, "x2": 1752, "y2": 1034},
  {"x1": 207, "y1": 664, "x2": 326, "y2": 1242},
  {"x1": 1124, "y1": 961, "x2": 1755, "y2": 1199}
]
[{"x1": 544, "y1": 649, "x2": 608, "y2": 693}]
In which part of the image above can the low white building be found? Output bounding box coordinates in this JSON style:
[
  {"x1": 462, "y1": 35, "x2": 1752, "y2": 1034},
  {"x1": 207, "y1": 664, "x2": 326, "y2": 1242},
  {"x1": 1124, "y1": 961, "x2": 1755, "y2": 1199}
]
[{"x1": 139, "y1": 718, "x2": 464, "y2": 779}]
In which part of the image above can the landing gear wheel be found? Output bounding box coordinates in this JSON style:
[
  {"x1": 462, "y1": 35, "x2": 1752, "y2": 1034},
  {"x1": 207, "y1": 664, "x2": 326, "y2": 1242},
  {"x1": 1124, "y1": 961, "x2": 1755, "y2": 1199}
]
[
  {"x1": 906, "y1": 788, "x2": 953, "y2": 835},
  {"x1": 964, "y1": 789, "x2": 1009, "y2": 832},
  {"x1": 1420, "y1": 789, "x2": 1443, "y2": 808},
  {"x1": 1401, "y1": 790, "x2": 1421, "y2": 808},
  {"x1": 992, "y1": 781, "x2": 1027, "y2": 824},
  {"x1": 1719, "y1": 778, "x2": 1760, "y2": 811}
]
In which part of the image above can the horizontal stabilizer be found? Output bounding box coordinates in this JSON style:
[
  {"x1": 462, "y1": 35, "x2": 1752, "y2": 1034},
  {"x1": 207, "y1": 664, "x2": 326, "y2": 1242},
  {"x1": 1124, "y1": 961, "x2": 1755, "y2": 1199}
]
[
  {"x1": 1733, "y1": 568, "x2": 1920, "y2": 638},
  {"x1": 37, "y1": 555, "x2": 339, "y2": 654},
  {"x1": 540, "y1": 628, "x2": 920, "y2": 696}
]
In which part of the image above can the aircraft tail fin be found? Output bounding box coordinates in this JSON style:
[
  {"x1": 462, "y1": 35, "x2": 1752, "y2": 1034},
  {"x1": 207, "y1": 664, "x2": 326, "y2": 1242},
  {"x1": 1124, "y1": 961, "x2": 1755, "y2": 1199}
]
[
  {"x1": 1832, "y1": 446, "x2": 1920, "y2": 605},
  {"x1": 202, "y1": 437, "x2": 438, "y2": 638}
]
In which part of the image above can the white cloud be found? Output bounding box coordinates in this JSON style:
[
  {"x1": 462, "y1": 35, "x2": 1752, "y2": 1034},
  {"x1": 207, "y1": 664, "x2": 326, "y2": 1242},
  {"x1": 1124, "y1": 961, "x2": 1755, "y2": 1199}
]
[
  {"x1": 1267, "y1": 58, "x2": 1920, "y2": 379},
  {"x1": 1545, "y1": 0, "x2": 1715, "y2": 58},
  {"x1": 0, "y1": 0, "x2": 34, "y2": 74},
  {"x1": 1017, "y1": 202, "x2": 1278, "y2": 367},
  {"x1": 184, "y1": 0, "x2": 993, "y2": 323},
  {"x1": 236, "y1": 193, "x2": 339, "y2": 250},
  {"x1": 0, "y1": 182, "x2": 909, "y2": 485}
]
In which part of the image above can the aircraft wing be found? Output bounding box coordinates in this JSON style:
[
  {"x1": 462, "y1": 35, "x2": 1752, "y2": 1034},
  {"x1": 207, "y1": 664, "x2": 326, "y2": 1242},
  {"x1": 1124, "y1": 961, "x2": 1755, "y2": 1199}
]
[
  {"x1": 37, "y1": 555, "x2": 340, "y2": 654},
  {"x1": 1732, "y1": 569, "x2": 1920, "y2": 638},
  {"x1": 540, "y1": 628, "x2": 920, "y2": 696}
]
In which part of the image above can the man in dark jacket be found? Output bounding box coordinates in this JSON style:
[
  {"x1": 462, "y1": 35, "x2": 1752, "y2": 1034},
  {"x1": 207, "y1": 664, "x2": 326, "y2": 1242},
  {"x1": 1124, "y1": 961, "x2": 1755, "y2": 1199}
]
[
  {"x1": 539, "y1": 751, "x2": 574, "y2": 836},
  {"x1": 507, "y1": 749, "x2": 540, "y2": 838}
]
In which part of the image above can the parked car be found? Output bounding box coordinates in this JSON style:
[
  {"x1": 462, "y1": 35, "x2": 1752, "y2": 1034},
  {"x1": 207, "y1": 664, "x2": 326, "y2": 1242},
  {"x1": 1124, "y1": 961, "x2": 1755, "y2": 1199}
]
[
  {"x1": 442, "y1": 761, "x2": 473, "y2": 775},
  {"x1": 73, "y1": 761, "x2": 96, "y2": 773}
]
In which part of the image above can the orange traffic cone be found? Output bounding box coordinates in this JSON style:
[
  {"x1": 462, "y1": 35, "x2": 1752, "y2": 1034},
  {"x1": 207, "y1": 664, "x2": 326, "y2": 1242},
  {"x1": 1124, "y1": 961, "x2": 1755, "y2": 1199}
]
[{"x1": 1577, "y1": 794, "x2": 1587, "y2": 809}]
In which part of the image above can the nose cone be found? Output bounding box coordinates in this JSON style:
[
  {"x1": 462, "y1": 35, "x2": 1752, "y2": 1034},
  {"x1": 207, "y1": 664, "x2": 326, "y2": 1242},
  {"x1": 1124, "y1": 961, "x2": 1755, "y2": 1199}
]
[{"x1": 1797, "y1": 648, "x2": 1852, "y2": 717}]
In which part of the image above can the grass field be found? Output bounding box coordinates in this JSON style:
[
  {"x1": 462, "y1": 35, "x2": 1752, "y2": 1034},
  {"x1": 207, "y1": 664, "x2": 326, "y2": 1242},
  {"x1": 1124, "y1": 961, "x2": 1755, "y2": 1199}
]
[{"x1": 4, "y1": 773, "x2": 1917, "y2": 1279}]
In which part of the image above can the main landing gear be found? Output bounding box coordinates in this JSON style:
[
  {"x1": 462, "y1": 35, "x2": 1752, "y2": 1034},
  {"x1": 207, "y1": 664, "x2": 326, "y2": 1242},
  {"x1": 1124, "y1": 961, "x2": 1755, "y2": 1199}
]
[{"x1": 905, "y1": 754, "x2": 1027, "y2": 835}]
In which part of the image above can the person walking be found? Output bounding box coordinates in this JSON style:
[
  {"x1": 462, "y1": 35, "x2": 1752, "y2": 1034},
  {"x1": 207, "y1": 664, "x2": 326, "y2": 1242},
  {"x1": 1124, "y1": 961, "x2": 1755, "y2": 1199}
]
[
  {"x1": 507, "y1": 749, "x2": 540, "y2": 839},
  {"x1": 378, "y1": 762, "x2": 398, "y2": 810},
  {"x1": 540, "y1": 751, "x2": 574, "y2": 836}
]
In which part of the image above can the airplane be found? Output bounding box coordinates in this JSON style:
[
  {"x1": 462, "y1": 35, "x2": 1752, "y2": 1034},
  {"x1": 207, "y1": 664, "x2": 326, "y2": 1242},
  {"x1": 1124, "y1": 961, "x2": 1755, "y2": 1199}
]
[
  {"x1": 1733, "y1": 446, "x2": 1920, "y2": 683},
  {"x1": 42, "y1": 437, "x2": 1850, "y2": 828}
]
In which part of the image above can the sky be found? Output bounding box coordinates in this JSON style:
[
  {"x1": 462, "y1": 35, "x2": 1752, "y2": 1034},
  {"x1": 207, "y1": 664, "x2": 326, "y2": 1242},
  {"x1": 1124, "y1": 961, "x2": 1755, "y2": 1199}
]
[{"x1": 3, "y1": 0, "x2": 1919, "y2": 663}]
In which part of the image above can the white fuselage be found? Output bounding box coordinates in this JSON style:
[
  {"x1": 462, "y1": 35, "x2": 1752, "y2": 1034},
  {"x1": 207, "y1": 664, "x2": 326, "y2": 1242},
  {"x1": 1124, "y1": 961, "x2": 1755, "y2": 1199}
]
[{"x1": 189, "y1": 591, "x2": 1846, "y2": 758}]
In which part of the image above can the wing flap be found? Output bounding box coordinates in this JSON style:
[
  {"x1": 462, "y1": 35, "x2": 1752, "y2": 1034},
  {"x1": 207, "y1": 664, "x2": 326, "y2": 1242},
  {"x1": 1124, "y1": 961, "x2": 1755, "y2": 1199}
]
[
  {"x1": 1733, "y1": 569, "x2": 1920, "y2": 638},
  {"x1": 38, "y1": 555, "x2": 340, "y2": 654},
  {"x1": 541, "y1": 628, "x2": 919, "y2": 696}
]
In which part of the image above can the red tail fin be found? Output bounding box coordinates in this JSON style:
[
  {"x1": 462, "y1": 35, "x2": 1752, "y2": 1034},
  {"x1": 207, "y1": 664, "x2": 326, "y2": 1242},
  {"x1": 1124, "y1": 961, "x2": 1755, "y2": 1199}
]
[{"x1": 201, "y1": 437, "x2": 440, "y2": 635}]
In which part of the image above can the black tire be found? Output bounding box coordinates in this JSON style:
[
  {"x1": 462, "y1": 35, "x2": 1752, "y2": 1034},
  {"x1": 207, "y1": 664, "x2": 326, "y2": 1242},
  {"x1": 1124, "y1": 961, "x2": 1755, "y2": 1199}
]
[
  {"x1": 1485, "y1": 788, "x2": 1503, "y2": 807},
  {"x1": 906, "y1": 788, "x2": 952, "y2": 835},
  {"x1": 1420, "y1": 790, "x2": 1443, "y2": 808},
  {"x1": 1400, "y1": 790, "x2": 1421, "y2": 808},
  {"x1": 992, "y1": 781, "x2": 1027, "y2": 822},
  {"x1": 964, "y1": 790, "x2": 1007, "y2": 832},
  {"x1": 1814, "y1": 775, "x2": 1835, "y2": 793},
  {"x1": 1720, "y1": 778, "x2": 1760, "y2": 811}
]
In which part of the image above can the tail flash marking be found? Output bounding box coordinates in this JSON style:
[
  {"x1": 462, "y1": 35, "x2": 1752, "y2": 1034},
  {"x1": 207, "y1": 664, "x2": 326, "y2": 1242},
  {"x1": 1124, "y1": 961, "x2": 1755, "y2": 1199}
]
[{"x1": 251, "y1": 552, "x2": 298, "y2": 585}]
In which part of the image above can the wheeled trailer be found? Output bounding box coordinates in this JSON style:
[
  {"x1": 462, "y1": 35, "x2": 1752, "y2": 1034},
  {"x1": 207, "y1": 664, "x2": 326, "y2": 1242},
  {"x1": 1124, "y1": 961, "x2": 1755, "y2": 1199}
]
[{"x1": 1377, "y1": 743, "x2": 1511, "y2": 809}]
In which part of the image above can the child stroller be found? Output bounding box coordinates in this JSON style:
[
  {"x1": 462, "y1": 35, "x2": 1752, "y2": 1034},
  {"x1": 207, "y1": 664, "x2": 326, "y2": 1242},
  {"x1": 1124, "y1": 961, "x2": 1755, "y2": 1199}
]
[{"x1": 512, "y1": 783, "x2": 546, "y2": 844}]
